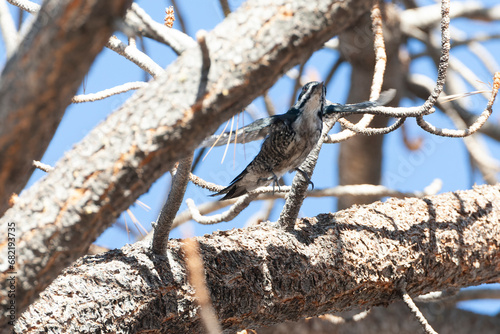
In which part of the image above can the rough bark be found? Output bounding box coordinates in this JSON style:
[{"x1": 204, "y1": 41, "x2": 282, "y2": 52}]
[
  {"x1": 0, "y1": 0, "x2": 376, "y2": 325},
  {"x1": 337, "y1": 4, "x2": 406, "y2": 209},
  {"x1": 0, "y1": 0, "x2": 133, "y2": 215},
  {"x1": 14, "y1": 184, "x2": 500, "y2": 333}
]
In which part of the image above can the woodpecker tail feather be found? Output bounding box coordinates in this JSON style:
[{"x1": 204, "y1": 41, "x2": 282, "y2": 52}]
[{"x1": 210, "y1": 169, "x2": 249, "y2": 200}]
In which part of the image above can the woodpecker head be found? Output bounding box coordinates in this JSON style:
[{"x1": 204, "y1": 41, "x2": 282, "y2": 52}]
[{"x1": 295, "y1": 81, "x2": 326, "y2": 121}]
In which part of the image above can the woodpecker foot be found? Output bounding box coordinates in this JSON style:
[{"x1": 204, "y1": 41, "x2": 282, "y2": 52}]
[
  {"x1": 270, "y1": 171, "x2": 281, "y2": 194},
  {"x1": 296, "y1": 168, "x2": 314, "y2": 190}
]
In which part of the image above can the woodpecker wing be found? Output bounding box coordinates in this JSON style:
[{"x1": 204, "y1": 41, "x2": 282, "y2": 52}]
[
  {"x1": 198, "y1": 116, "x2": 274, "y2": 148},
  {"x1": 198, "y1": 108, "x2": 300, "y2": 148}
]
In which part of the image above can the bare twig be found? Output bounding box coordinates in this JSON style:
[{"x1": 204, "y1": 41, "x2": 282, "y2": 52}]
[
  {"x1": 189, "y1": 173, "x2": 224, "y2": 192},
  {"x1": 466, "y1": 41, "x2": 499, "y2": 76},
  {"x1": 289, "y1": 62, "x2": 306, "y2": 108},
  {"x1": 416, "y1": 72, "x2": 499, "y2": 137},
  {"x1": 33, "y1": 160, "x2": 54, "y2": 173},
  {"x1": 420, "y1": 0, "x2": 451, "y2": 115},
  {"x1": 415, "y1": 289, "x2": 459, "y2": 303},
  {"x1": 191, "y1": 148, "x2": 207, "y2": 173},
  {"x1": 315, "y1": 309, "x2": 371, "y2": 325},
  {"x1": 302, "y1": 179, "x2": 443, "y2": 198},
  {"x1": 324, "y1": 55, "x2": 344, "y2": 87},
  {"x1": 440, "y1": 288, "x2": 500, "y2": 303},
  {"x1": 183, "y1": 238, "x2": 222, "y2": 334},
  {"x1": 337, "y1": 116, "x2": 405, "y2": 136},
  {"x1": 186, "y1": 194, "x2": 257, "y2": 225},
  {"x1": 196, "y1": 29, "x2": 211, "y2": 94},
  {"x1": 330, "y1": 104, "x2": 434, "y2": 118},
  {"x1": 0, "y1": 0, "x2": 18, "y2": 56},
  {"x1": 407, "y1": 73, "x2": 500, "y2": 142},
  {"x1": 170, "y1": 0, "x2": 187, "y2": 34},
  {"x1": 401, "y1": 2, "x2": 500, "y2": 30},
  {"x1": 126, "y1": 208, "x2": 148, "y2": 236},
  {"x1": 407, "y1": 73, "x2": 500, "y2": 183},
  {"x1": 369, "y1": 1, "x2": 386, "y2": 100},
  {"x1": 450, "y1": 34, "x2": 500, "y2": 76},
  {"x1": 151, "y1": 155, "x2": 193, "y2": 254},
  {"x1": 15, "y1": 3, "x2": 23, "y2": 30},
  {"x1": 218, "y1": 0, "x2": 231, "y2": 17},
  {"x1": 125, "y1": 3, "x2": 196, "y2": 55},
  {"x1": 235, "y1": 178, "x2": 442, "y2": 198},
  {"x1": 106, "y1": 35, "x2": 164, "y2": 78},
  {"x1": 245, "y1": 199, "x2": 275, "y2": 227},
  {"x1": 6, "y1": 0, "x2": 39, "y2": 14},
  {"x1": 172, "y1": 199, "x2": 238, "y2": 229},
  {"x1": 71, "y1": 82, "x2": 147, "y2": 103},
  {"x1": 449, "y1": 56, "x2": 497, "y2": 101},
  {"x1": 439, "y1": 75, "x2": 499, "y2": 184},
  {"x1": 263, "y1": 91, "x2": 276, "y2": 116},
  {"x1": 401, "y1": 285, "x2": 438, "y2": 334}
]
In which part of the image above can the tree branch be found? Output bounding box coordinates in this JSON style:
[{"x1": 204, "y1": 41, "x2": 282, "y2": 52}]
[
  {"x1": 15, "y1": 184, "x2": 500, "y2": 333},
  {"x1": 401, "y1": 284, "x2": 438, "y2": 334},
  {"x1": 416, "y1": 71, "x2": 499, "y2": 137},
  {"x1": 0, "y1": 0, "x2": 133, "y2": 215},
  {"x1": 0, "y1": 0, "x2": 18, "y2": 56},
  {"x1": 6, "y1": 0, "x2": 39, "y2": 14},
  {"x1": 124, "y1": 3, "x2": 196, "y2": 55},
  {"x1": 71, "y1": 82, "x2": 147, "y2": 103},
  {"x1": 106, "y1": 35, "x2": 164, "y2": 78},
  {"x1": 151, "y1": 155, "x2": 193, "y2": 254}
]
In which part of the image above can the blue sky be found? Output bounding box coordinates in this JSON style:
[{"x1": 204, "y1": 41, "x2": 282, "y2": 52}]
[{"x1": 1, "y1": 0, "x2": 499, "y2": 317}]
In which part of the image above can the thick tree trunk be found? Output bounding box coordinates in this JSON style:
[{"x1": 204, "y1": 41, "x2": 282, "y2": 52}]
[{"x1": 14, "y1": 184, "x2": 500, "y2": 333}]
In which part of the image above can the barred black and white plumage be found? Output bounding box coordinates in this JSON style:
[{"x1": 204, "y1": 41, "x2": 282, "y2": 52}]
[{"x1": 211, "y1": 81, "x2": 326, "y2": 200}]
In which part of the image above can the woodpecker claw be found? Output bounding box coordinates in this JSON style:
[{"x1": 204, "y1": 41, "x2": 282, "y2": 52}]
[
  {"x1": 296, "y1": 168, "x2": 314, "y2": 190},
  {"x1": 271, "y1": 172, "x2": 281, "y2": 194}
]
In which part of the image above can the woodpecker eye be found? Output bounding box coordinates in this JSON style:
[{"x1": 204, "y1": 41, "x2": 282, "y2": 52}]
[{"x1": 298, "y1": 84, "x2": 309, "y2": 101}]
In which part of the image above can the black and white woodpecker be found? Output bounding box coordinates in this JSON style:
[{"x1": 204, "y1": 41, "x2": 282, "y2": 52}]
[{"x1": 211, "y1": 81, "x2": 326, "y2": 200}]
